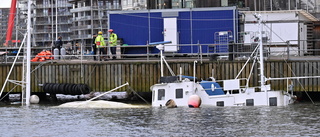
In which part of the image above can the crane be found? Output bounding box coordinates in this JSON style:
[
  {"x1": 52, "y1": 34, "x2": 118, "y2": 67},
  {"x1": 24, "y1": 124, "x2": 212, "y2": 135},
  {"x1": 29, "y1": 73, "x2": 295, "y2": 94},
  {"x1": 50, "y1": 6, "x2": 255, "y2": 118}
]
[{"x1": 4, "y1": 0, "x2": 17, "y2": 46}]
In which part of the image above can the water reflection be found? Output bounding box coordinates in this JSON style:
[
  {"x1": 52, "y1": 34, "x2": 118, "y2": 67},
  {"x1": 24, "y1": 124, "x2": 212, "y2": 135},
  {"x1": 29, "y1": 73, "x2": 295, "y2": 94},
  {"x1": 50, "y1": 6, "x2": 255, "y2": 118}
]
[{"x1": 0, "y1": 103, "x2": 320, "y2": 136}]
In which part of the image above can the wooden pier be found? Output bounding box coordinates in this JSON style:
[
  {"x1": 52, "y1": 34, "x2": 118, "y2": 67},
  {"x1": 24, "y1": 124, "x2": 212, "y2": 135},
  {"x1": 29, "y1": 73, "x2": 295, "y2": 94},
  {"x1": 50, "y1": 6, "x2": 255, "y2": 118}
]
[{"x1": 1, "y1": 58, "x2": 320, "y2": 96}]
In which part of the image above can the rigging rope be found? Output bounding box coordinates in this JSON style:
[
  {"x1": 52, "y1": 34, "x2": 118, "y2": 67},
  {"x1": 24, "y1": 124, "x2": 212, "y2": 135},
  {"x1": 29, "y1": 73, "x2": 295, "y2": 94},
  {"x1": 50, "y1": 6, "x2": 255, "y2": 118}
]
[{"x1": 127, "y1": 85, "x2": 150, "y2": 105}]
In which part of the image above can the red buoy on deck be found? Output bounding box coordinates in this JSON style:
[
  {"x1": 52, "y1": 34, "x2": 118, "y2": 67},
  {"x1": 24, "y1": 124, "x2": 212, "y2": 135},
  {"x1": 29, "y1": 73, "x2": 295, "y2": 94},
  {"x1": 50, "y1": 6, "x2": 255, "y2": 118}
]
[{"x1": 188, "y1": 95, "x2": 201, "y2": 108}]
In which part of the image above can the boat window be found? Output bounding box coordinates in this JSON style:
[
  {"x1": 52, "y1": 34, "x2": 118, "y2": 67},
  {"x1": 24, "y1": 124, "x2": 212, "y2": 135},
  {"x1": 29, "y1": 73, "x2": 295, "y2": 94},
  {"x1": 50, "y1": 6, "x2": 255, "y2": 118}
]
[
  {"x1": 175, "y1": 89, "x2": 183, "y2": 98},
  {"x1": 246, "y1": 99, "x2": 254, "y2": 106},
  {"x1": 158, "y1": 89, "x2": 165, "y2": 100},
  {"x1": 217, "y1": 101, "x2": 224, "y2": 106},
  {"x1": 269, "y1": 97, "x2": 277, "y2": 106}
]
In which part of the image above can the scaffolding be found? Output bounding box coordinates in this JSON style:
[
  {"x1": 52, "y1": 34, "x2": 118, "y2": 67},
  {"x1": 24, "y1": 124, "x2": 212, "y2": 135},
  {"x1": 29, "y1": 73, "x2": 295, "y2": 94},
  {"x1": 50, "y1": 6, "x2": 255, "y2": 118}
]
[{"x1": 33, "y1": 0, "x2": 73, "y2": 47}]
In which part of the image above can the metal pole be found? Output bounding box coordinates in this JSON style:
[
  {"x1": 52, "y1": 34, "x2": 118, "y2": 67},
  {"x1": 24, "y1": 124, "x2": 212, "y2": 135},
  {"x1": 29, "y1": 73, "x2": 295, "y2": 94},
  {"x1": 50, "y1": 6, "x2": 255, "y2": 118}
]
[
  {"x1": 160, "y1": 45, "x2": 163, "y2": 77},
  {"x1": 16, "y1": 1, "x2": 19, "y2": 47},
  {"x1": 55, "y1": 0, "x2": 58, "y2": 39},
  {"x1": 287, "y1": 41, "x2": 290, "y2": 60},
  {"x1": 258, "y1": 15, "x2": 265, "y2": 88},
  {"x1": 193, "y1": 60, "x2": 197, "y2": 93},
  {"x1": 0, "y1": 34, "x2": 27, "y2": 98},
  {"x1": 190, "y1": 8, "x2": 193, "y2": 54},
  {"x1": 51, "y1": 0, "x2": 54, "y2": 49},
  {"x1": 254, "y1": 0, "x2": 256, "y2": 12},
  {"x1": 91, "y1": 0, "x2": 93, "y2": 35},
  {"x1": 26, "y1": 0, "x2": 32, "y2": 106},
  {"x1": 288, "y1": 0, "x2": 290, "y2": 10},
  {"x1": 86, "y1": 82, "x2": 129, "y2": 102},
  {"x1": 254, "y1": 14, "x2": 266, "y2": 92}
]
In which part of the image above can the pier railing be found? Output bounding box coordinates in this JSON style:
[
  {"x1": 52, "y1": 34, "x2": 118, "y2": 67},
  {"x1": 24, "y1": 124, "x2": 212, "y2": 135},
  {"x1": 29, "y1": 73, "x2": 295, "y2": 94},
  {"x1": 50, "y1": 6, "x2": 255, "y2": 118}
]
[{"x1": 1, "y1": 40, "x2": 320, "y2": 63}]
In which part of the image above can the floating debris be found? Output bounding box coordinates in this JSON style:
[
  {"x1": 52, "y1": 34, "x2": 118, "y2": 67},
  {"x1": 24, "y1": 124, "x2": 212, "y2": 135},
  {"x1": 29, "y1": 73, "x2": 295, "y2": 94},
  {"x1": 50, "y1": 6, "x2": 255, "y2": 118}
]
[{"x1": 56, "y1": 100, "x2": 150, "y2": 108}]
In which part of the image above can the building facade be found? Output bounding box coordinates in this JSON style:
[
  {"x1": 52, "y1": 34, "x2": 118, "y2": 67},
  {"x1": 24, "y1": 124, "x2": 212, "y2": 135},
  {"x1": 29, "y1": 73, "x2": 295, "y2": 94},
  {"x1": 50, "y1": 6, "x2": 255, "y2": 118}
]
[
  {"x1": 2, "y1": 0, "x2": 320, "y2": 48},
  {"x1": 0, "y1": 6, "x2": 23, "y2": 47},
  {"x1": 0, "y1": 8, "x2": 10, "y2": 46},
  {"x1": 33, "y1": 0, "x2": 73, "y2": 47},
  {"x1": 146, "y1": 0, "x2": 320, "y2": 13},
  {"x1": 67, "y1": 0, "x2": 121, "y2": 49}
]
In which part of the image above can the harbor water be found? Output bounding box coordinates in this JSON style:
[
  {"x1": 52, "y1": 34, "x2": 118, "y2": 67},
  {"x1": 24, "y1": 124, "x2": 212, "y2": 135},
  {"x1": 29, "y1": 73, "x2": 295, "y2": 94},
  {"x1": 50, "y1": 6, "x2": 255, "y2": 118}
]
[{"x1": 1, "y1": 102, "x2": 320, "y2": 137}]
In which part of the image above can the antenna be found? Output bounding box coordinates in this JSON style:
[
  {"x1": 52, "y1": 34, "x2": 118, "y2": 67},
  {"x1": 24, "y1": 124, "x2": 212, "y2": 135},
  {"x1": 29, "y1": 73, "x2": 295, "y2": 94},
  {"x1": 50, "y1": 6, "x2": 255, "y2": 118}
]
[{"x1": 150, "y1": 41, "x2": 172, "y2": 77}]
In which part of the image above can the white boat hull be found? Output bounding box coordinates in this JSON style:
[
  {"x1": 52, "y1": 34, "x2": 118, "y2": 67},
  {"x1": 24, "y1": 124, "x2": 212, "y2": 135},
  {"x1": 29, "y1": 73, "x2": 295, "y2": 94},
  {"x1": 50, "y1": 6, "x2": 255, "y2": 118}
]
[{"x1": 151, "y1": 81, "x2": 294, "y2": 107}]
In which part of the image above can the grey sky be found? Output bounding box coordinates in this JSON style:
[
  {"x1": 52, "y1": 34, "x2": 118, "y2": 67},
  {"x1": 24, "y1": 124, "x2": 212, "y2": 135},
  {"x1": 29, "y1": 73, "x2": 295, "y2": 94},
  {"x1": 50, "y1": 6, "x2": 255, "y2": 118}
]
[{"x1": 0, "y1": 0, "x2": 12, "y2": 8}]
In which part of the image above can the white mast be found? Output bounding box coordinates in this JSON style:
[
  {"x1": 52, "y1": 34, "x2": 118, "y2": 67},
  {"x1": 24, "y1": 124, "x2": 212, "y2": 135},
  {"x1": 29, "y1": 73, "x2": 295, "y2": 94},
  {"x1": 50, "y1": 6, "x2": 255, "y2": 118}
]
[
  {"x1": 255, "y1": 14, "x2": 266, "y2": 91},
  {"x1": 158, "y1": 44, "x2": 164, "y2": 77},
  {"x1": 25, "y1": 0, "x2": 32, "y2": 106}
]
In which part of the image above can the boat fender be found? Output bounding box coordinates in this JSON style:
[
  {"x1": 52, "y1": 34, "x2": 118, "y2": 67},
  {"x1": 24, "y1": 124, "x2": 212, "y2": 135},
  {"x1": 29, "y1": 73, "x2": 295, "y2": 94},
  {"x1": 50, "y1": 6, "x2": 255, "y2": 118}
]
[
  {"x1": 30, "y1": 95, "x2": 40, "y2": 104},
  {"x1": 188, "y1": 95, "x2": 201, "y2": 108},
  {"x1": 165, "y1": 99, "x2": 177, "y2": 108}
]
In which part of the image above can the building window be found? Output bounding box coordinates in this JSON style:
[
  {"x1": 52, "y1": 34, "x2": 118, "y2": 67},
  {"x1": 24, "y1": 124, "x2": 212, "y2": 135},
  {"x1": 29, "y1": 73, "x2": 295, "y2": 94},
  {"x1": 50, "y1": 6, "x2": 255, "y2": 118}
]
[
  {"x1": 175, "y1": 88, "x2": 183, "y2": 98},
  {"x1": 158, "y1": 89, "x2": 165, "y2": 100}
]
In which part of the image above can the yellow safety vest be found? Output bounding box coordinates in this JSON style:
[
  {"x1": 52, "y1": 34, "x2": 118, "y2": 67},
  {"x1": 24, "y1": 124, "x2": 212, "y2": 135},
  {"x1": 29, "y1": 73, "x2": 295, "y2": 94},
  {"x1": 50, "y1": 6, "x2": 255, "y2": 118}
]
[
  {"x1": 95, "y1": 35, "x2": 105, "y2": 48},
  {"x1": 109, "y1": 33, "x2": 118, "y2": 46}
]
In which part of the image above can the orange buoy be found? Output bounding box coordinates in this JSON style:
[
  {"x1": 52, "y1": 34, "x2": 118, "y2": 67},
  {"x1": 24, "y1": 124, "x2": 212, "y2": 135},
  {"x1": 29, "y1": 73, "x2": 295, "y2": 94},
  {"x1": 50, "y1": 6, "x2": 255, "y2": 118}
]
[{"x1": 188, "y1": 95, "x2": 201, "y2": 108}]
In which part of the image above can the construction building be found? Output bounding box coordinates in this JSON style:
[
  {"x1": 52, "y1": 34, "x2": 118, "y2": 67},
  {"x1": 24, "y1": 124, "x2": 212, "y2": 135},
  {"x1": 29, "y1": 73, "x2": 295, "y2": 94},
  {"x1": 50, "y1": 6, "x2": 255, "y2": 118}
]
[
  {"x1": 0, "y1": 8, "x2": 10, "y2": 46},
  {"x1": 33, "y1": 0, "x2": 73, "y2": 47},
  {"x1": 68, "y1": 0, "x2": 121, "y2": 49},
  {"x1": 1, "y1": 0, "x2": 320, "y2": 48},
  {"x1": 0, "y1": 3, "x2": 22, "y2": 47}
]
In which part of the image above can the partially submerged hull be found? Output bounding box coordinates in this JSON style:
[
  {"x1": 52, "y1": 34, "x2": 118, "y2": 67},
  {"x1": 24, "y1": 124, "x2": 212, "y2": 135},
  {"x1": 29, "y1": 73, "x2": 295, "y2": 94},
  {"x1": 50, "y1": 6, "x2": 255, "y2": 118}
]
[{"x1": 151, "y1": 79, "x2": 295, "y2": 107}]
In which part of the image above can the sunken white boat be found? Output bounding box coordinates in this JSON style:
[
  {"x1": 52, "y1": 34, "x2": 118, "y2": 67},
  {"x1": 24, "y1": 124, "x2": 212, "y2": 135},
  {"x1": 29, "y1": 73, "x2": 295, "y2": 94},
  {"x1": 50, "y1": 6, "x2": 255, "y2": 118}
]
[{"x1": 150, "y1": 14, "x2": 298, "y2": 107}]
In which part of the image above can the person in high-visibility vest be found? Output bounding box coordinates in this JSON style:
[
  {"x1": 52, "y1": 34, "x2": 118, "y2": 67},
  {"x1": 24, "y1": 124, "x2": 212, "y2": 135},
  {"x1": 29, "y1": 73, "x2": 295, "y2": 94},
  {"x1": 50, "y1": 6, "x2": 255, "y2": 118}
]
[
  {"x1": 95, "y1": 31, "x2": 107, "y2": 61},
  {"x1": 108, "y1": 29, "x2": 117, "y2": 59}
]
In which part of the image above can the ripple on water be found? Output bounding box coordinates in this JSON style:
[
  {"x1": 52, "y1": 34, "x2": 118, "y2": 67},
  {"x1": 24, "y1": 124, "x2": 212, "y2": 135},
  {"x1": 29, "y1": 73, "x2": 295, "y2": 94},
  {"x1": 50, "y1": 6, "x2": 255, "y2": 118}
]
[{"x1": 0, "y1": 103, "x2": 320, "y2": 136}]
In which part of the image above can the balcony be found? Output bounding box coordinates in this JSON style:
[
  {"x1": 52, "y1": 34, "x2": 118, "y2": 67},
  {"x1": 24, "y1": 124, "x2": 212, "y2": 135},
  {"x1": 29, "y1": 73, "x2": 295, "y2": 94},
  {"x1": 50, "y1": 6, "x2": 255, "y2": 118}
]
[
  {"x1": 70, "y1": 6, "x2": 92, "y2": 13},
  {"x1": 72, "y1": 15, "x2": 108, "y2": 22},
  {"x1": 92, "y1": 25, "x2": 107, "y2": 30},
  {"x1": 34, "y1": 21, "x2": 52, "y2": 25},
  {"x1": 57, "y1": 20, "x2": 73, "y2": 25},
  {"x1": 36, "y1": 4, "x2": 54, "y2": 9},
  {"x1": 33, "y1": 30, "x2": 50, "y2": 34},
  {"x1": 68, "y1": 0, "x2": 81, "y2": 3},
  {"x1": 74, "y1": 16, "x2": 92, "y2": 21},
  {"x1": 71, "y1": 34, "x2": 92, "y2": 40},
  {"x1": 71, "y1": 25, "x2": 92, "y2": 30}
]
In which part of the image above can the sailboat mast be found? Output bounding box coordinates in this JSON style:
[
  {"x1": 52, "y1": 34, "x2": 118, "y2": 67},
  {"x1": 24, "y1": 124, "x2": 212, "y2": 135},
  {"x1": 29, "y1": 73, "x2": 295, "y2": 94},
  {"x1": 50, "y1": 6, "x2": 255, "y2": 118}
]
[
  {"x1": 257, "y1": 14, "x2": 266, "y2": 91},
  {"x1": 25, "y1": 0, "x2": 32, "y2": 106}
]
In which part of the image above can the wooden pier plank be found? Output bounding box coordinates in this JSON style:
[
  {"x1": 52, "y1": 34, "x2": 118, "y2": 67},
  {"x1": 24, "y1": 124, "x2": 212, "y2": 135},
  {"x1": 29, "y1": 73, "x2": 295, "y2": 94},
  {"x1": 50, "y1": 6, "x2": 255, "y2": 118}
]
[{"x1": 1, "y1": 60, "x2": 320, "y2": 94}]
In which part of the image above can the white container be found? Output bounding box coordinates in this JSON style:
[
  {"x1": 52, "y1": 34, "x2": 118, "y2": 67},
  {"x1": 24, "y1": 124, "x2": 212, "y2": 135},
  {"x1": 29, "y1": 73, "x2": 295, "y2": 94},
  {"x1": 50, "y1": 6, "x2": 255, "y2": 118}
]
[
  {"x1": 61, "y1": 47, "x2": 66, "y2": 59},
  {"x1": 53, "y1": 48, "x2": 59, "y2": 59}
]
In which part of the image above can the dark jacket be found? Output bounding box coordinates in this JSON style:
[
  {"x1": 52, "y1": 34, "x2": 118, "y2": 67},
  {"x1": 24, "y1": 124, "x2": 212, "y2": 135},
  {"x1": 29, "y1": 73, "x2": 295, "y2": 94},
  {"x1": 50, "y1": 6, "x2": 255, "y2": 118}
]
[{"x1": 55, "y1": 38, "x2": 63, "y2": 48}]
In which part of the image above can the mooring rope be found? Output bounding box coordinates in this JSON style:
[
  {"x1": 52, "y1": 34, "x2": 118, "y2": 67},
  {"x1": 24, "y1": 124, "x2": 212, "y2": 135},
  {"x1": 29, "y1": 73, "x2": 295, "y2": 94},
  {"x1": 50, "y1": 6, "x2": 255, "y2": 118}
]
[{"x1": 127, "y1": 85, "x2": 150, "y2": 105}]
